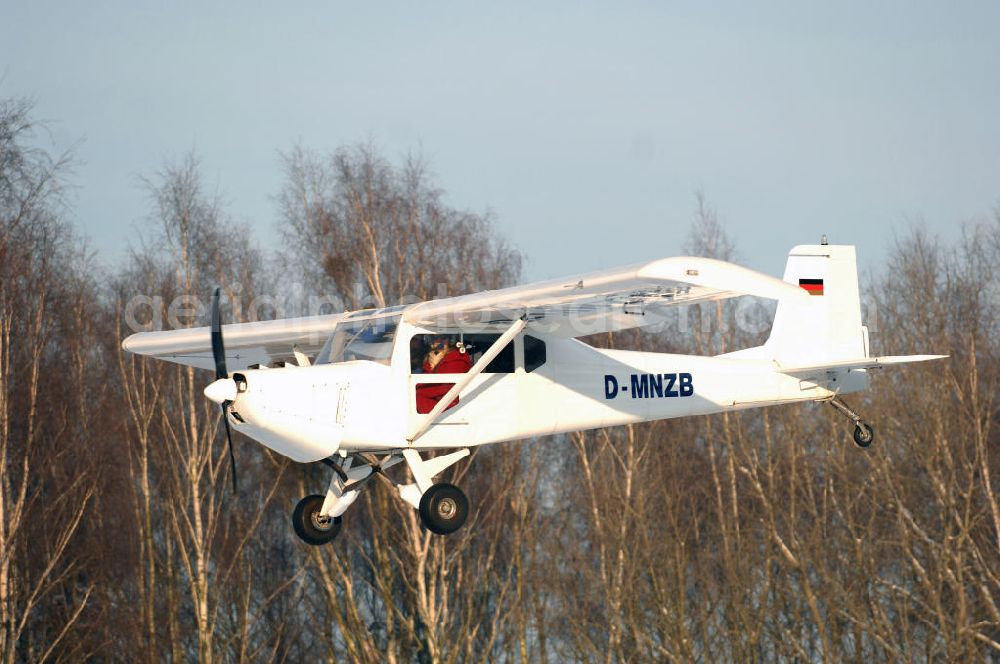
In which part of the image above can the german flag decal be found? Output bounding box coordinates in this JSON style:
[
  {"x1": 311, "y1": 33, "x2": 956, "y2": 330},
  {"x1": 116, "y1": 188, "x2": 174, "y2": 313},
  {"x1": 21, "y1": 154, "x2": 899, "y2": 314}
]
[{"x1": 799, "y1": 278, "x2": 824, "y2": 296}]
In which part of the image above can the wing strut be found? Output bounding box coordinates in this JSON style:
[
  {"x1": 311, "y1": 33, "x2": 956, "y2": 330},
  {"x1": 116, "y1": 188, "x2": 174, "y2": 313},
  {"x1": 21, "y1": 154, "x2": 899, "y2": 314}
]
[{"x1": 407, "y1": 316, "x2": 527, "y2": 444}]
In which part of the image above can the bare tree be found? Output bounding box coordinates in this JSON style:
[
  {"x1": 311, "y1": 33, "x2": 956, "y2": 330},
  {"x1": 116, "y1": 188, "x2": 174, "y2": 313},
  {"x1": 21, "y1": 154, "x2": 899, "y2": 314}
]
[
  {"x1": 0, "y1": 96, "x2": 97, "y2": 662},
  {"x1": 278, "y1": 143, "x2": 521, "y2": 310},
  {"x1": 112, "y1": 152, "x2": 294, "y2": 662}
]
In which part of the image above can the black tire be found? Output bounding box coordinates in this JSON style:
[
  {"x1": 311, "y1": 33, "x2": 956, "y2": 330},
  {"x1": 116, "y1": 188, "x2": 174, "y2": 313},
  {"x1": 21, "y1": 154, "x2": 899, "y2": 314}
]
[
  {"x1": 418, "y1": 483, "x2": 469, "y2": 535},
  {"x1": 292, "y1": 494, "x2": 342, "y2": 545},
  {"x1": 853, "y1": 423, "x2": 874, "y2": 448}
]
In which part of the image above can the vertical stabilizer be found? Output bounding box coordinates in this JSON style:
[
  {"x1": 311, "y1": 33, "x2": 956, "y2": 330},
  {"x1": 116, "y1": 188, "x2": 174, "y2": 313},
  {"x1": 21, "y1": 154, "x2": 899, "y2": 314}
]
[{"x1": 763, "y1": 244, "x2": 867, "y2": 366}]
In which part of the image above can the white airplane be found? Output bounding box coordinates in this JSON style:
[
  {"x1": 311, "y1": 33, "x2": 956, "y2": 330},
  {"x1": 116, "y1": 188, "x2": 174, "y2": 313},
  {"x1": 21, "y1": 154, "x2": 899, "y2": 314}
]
[{"x1": 122, "y1": 242, "x2": 945, "y2": 544}]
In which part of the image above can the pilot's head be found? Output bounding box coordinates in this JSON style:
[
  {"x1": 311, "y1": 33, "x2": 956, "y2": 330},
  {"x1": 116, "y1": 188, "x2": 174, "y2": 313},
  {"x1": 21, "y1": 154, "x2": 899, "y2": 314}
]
[{"x1": 429, "y1": 335, "x2": 452, "y2": 351}]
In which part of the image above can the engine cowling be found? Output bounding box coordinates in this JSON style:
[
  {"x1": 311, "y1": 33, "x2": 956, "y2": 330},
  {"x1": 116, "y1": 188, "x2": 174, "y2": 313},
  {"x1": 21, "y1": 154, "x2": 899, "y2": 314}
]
[
  {"x1": 210, "y1": 361, "x2": 404, "y2": 462},
  {"x1": 225, "y1": 367, "x2": 346, "y2": 462}
]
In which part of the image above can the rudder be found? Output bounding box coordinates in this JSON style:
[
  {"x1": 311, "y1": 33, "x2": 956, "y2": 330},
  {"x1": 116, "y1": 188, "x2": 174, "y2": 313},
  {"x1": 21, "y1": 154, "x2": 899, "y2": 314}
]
[{"x1": 763, "y1": 244, "x2": 867, "y2": 366}]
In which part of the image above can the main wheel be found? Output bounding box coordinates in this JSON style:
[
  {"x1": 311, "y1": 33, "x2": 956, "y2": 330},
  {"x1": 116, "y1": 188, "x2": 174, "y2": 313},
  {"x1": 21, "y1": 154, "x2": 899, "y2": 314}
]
[
  {"x1": 853, "y1": 423, "x2": 874, "y2": 448},
  {"x1": 418, "y1": 483, "x2": 469, "y2": 535},
  {"x1": 292, "y1": 494, "x2": 342, "y2": 545}
]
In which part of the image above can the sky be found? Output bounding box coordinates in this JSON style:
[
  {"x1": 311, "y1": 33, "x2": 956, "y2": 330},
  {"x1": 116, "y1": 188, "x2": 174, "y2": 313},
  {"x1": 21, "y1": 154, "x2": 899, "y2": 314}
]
[{"x1": 3, "y1": 1, "x2": 999, "y2": 282}]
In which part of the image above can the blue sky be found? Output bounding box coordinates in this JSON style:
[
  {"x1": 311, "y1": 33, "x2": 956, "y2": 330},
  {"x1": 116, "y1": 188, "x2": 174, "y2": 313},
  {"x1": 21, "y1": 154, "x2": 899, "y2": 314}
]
[{"x1": 3, "y1": 1, "x2": 998, "y2": 281}]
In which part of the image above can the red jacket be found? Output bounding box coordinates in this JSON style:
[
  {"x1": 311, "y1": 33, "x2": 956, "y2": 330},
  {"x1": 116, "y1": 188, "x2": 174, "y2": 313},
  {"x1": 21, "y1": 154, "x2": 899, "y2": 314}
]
[{"x1": 415, "y1": 348, "x2": 472, "y2": 414}]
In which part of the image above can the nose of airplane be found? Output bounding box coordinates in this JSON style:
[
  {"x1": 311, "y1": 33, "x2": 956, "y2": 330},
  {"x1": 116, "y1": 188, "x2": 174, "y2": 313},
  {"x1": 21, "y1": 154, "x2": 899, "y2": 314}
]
[{"x1": 204, "y1": 378, "x2": 237, "y2": 404}]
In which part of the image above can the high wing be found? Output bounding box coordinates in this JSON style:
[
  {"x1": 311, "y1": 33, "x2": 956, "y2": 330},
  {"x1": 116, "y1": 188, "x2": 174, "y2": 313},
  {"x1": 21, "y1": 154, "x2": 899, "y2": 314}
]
[
  {"x1": 121, "y1": 313, "x2": 348, "y2": 371},
  {"x1": 121, "y1": 255, "x2": 807, "y2": 370},
  {"x1": 405, "y1": 256, "x2": 808, "y2": 336}
]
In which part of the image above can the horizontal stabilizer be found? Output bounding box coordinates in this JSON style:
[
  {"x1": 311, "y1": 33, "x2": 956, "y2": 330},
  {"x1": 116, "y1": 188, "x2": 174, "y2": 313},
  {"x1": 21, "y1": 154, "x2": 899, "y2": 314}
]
[{"x1": 777, "y1": 354, "x2": 948, "y2": 377}]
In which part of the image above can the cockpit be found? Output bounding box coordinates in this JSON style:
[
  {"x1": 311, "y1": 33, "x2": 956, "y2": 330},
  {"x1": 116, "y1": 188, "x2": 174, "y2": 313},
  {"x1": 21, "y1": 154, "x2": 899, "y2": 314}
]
[
  {"x1": 324, "y1": 314, "x2": 401, "y2": 365},
  {"x1": 317, "y1": 305, "x2": 548, "y2": 378}
]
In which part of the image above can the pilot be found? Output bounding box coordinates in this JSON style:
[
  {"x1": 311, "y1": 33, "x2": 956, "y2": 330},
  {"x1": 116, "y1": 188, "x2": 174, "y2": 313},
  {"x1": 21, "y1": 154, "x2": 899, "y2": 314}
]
[{"x1": 415, "y1": 335, "x2": 472, "y2": 414}]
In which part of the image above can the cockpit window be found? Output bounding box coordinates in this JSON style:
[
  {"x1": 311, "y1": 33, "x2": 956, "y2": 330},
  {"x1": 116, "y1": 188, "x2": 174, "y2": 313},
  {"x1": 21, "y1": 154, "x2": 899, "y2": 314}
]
[
  {"x1": 525, "y1": 335, "x2": 546, "y2": 372},
  {"x1": 328, "y1": 315, "x2": 399, "y2": 365},
  {"x1": 410, "y1": 333, "x2": 514, "y2": 374}
]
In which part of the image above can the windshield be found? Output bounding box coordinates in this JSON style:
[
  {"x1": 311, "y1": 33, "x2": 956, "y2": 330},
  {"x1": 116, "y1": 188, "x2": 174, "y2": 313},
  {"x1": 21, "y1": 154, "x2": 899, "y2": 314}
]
[{"x1": 327, "y1": 315, "x2": 400, "y2": 365}]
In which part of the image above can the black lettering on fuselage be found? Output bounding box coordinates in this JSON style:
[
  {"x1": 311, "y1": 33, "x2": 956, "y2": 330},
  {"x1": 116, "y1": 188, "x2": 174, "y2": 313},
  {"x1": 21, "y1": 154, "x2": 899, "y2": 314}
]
[
  {"x1": 604, "y1": 372, "x2": 695, "y2": 400},
  {"x1": 679, "y1": 372, "x2": 693, "y2": 397},
  {"x1": 604, "y1": 374, "x2": 619, "y2": 399},
  {"x1": 630, "y1": 374, "x2": 649, "y2": 399}
]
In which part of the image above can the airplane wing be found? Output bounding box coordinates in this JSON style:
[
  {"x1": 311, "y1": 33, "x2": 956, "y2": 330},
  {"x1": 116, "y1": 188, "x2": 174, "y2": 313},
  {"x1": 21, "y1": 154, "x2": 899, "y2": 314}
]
[
  {"x1": 405, "y1": 256, "x2": 809, "y2": 337},
  {"x1": 121, "y1": 313, "x2": 348, "y2": 371},
  {"x1": 121, "y1": 256, "x2": 807, "y2": 369}
]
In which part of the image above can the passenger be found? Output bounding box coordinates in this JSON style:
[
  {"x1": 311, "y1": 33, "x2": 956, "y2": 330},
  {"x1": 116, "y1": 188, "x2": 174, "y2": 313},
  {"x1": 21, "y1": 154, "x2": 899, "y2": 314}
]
[{"x1": 415, "y1": 336, "x2": 472, "y2": 414}]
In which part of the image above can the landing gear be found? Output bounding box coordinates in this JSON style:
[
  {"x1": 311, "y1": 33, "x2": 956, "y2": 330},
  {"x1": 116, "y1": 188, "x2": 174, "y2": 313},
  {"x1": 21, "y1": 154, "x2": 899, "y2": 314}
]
[
  {"x1": 829, "y1": 397, "x2": 875, "y2": 448},
  {"x1": 853, "y1": 422, "x2": 874, "y2": 448},
  {"x1": 291, "y1": 454, "x2": 393, "y2": 546},
  {"x1": 292, "y1": 494, "x2": 342, "y2": 545},
  {"x1": 292, "y1": 448, "x2": 473, "y2": 543},
  {"x1": 399, "y1": 448, "x2": 471, "y2": 536},
  {"x1": 418, "y1": 483, "x2": 469, "y2": 534}
]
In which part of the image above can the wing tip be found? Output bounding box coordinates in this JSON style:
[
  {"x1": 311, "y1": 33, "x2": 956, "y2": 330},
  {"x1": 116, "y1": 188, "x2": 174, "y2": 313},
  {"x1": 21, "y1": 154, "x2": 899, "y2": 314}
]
[
  {"x1": 121, "y1": 334, "x2": 139, "y2": 353},
  {"x1": 890, "y1": 354, "x2": 949, "y2": 363}
]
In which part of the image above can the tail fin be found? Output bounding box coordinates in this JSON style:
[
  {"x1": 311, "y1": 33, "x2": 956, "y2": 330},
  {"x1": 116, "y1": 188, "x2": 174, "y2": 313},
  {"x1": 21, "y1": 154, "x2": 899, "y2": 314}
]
[{"x1": 762, "y1": 244, "x2": 868, "y2": 366}]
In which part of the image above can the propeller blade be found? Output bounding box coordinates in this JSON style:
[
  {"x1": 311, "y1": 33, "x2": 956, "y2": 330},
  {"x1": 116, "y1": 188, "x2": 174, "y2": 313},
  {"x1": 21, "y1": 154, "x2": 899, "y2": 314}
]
[
  {"x1": 211, "y1": 288, "x2": 236, "y2": 493},
  {"x1": 222, "y1": 404, "x2": 237, "y2": 493},
  {"x1": 210, "y1": 287, "x2": 227, "y2": 380}
]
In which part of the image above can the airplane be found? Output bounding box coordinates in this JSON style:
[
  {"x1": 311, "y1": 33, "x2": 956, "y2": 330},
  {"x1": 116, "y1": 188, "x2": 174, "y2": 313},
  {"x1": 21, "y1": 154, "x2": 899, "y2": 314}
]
[{"x1": 121, "y1": 242, "x2": 945, "y2": 545}]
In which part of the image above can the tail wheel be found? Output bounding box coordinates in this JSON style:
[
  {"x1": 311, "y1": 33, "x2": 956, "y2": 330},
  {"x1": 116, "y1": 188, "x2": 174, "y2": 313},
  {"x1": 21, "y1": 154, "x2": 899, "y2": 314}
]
[
  {"x1": 418, "y1": 483, "x2": 469, "y2": 535},
  {"x1": 292, "y1": 494, "x2": 342, "y2": 545},
  {"x1": 853, "y1": 423, "x2": 874, "y2": 448}
]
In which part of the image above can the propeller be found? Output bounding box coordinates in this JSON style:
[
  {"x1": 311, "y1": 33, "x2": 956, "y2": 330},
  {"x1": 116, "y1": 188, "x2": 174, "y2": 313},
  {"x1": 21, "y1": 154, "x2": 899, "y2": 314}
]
[{"x1": 210, "y1": 287, "x2": 238, "y2": 493}]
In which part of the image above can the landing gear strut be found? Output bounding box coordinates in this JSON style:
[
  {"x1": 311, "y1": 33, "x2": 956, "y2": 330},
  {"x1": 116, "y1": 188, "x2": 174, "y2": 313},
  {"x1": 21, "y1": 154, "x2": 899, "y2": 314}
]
[{"x1": 829, "y1": 397, "x2": 874, "y2": 448}]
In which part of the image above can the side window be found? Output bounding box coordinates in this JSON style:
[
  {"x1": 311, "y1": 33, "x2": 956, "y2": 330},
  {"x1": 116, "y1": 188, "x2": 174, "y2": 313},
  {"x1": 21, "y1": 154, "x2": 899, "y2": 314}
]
[
  {"x1": 327, "y1": 316, "x2": 399, "y2": 366},
  {"x1": 525, "y1": 335, "x2": 546, "y2": 372},
  {"x1": 467, "y1": 334, "x2": 515, "y2": 373},
  {"x1": 410, "y1": 333, "x2": 514, "y2": 374}
]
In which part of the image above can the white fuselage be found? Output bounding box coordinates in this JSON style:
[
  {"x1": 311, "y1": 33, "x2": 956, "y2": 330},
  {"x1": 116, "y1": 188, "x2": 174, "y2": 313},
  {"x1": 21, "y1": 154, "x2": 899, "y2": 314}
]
[{"x1": 225, "y1": 326, "x2": 867, "y2": 463}]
